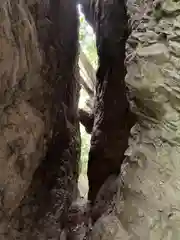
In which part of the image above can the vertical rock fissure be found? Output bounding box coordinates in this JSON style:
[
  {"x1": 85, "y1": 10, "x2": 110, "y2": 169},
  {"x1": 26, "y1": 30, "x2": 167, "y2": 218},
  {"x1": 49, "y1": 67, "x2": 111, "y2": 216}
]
[
  {"x1": 80, "y1": 0, "x2": 135, "y2": 207},
  {"x1": 0, "y1": 0, "x2": 137, "y2": 238}
]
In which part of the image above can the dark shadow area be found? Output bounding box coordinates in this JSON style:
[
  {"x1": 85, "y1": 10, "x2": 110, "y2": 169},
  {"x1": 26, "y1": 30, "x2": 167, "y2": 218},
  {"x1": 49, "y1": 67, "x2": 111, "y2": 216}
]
[{"x1": 79, "y1": 0, "x2": 136, "y2": 208}]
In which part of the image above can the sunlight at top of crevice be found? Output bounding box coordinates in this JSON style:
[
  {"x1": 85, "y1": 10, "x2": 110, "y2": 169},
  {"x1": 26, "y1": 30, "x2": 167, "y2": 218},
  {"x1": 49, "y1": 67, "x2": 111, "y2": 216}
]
[{"x1": 77, "y1": 4, "x2": 94, "y2": 36}]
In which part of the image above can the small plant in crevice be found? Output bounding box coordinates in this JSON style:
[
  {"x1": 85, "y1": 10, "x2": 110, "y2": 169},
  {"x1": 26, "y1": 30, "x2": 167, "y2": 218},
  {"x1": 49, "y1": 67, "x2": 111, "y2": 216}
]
[{"x1": 79, "y1": 124, "x2": 90, "y2": 175}]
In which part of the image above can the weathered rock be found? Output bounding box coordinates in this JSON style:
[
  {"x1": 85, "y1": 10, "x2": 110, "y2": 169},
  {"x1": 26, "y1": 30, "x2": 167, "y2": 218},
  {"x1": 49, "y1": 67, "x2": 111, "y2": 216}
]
[
  {"x1": 169, "y1": 40, "x2": 180, "y2": 56},
  {"x1": 162, "y1": 0, "x2": 180, "y2": 13},
  {"x1": 136, "y1": 43, "x2": 169, "y2": 61},
  {"x1": 91, "y1": 175, "x2": 122, "y2": 223},
  {"x1": 0, "y1": 0, "x2": 80, "y2": 239},
  {"x1": 91, "y1": 0, "x2": 180, "y2": 239},
  {"x1": 123, "y1": 0, "x2": 180, "y2": 239},
  {"x1": 65, "y1": 197, "x2": 91, "y2": 240},
  {"x1": 0, "y1": 0, "x2": 47, "y2": 215},
  {"x1": 90, "y1": 214, "x2": 130, "y2": 240}
]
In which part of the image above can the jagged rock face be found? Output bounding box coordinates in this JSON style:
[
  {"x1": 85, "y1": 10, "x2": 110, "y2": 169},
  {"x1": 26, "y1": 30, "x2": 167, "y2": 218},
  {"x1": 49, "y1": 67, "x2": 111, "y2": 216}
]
[
  {"x1": 90, "y1": 0, "x2": 180, "y2": 239},
  {"x1": 0, "y1": 0, "x2": 48, "y2": 215},
  {"x1": 122, "y1": 1, "x2": 180, "y2": 238},
  {"x1": 0, "y1": 0, "x2": 80, "y2": 238},
  {"x1": 90, "y1": 214, "x2": 129, "y2": 240}
]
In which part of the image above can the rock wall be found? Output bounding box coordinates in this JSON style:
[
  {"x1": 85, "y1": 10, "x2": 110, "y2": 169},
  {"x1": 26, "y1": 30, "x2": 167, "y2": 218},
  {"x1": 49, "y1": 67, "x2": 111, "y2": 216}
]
[
  {"x1": 0, "y1": 0, "x2": 80, "y2": 239},
  {"x1": 89, "y1": 0, "x2": 180, "y2": 239},
  {"x1": 122, "y1": 0, "x2": 180, "y2": 238},
  {"x1": 0, "y1": 0, "x2": 45, "y2": 215}
]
